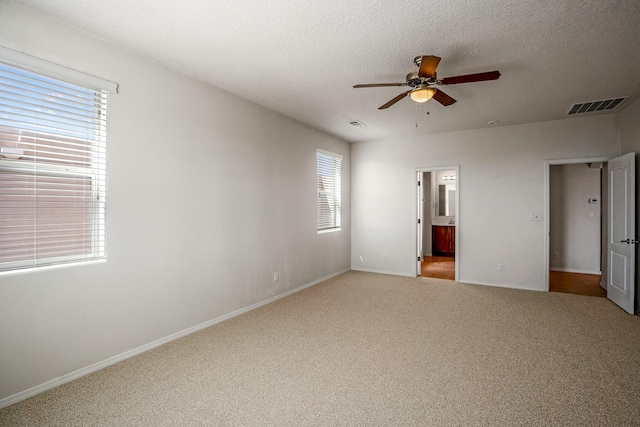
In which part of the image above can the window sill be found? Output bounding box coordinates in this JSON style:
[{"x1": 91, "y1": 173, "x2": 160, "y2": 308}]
[
  {"x1": 317, "y1": 228, "x2": 341, "y2": 234},
  {"x1": 0, "y1": 258, "x2": 106, "y2": 276}
]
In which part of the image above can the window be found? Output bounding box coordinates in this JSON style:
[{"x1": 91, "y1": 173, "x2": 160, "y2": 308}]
[
  {"x1": 0, "y1": 48, "x2": 116, "y2": 272},
  {"x1": 317, "y1": 149, "x2": 342, "y2": 232}
]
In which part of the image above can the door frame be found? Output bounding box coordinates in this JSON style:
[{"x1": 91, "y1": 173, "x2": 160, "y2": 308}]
[
  {"x1": 543, "y1": 156, "x2": 610, "y2": 291},
  {"x1": 414, "y1": 166, "x2": 460, "y2": 280}
]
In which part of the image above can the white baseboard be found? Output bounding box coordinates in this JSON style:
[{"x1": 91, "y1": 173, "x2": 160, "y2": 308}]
[
  {"x1": 460, "y1": 279, "x2": 542, "y2": 292},
  {"x1": 350, "y1": 266, "x2": 415, "y2": 278},
  {"x1": 0, "y1": 268, "x2": 350, "y2": 410},
  {"x1": 550, "y1": 268, "x2": 601, "y2": 275}
]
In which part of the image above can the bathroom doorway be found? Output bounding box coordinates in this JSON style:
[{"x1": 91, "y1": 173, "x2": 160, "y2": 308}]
[{"x1": 416, "y1": 167, "x2": 459, "y2": 281}]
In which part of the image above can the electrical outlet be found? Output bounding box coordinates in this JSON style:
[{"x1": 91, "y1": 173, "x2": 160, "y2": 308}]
[
  {"x1": 553, "y1": 251, "x2": 559, "y2": 259},
  {"x1": 273, "y1": 272, "x2": 279, "y2": 282},
  {"x1": 529, "y1": 213, "x2": 543, "y2": 221},
  {"x1": 498, "y1": 263, "x2": 505, "y2": 271}
]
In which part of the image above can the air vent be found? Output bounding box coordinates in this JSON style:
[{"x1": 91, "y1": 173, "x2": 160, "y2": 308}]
[
  {"x1": 567, "y1": 97, "x2": 627, "y2": 115},
  {"x1": 348, "y1": 120, "x2": 366, "y2": 128}
]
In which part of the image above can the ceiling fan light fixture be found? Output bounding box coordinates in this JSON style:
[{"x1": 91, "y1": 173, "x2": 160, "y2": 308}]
[{"x1": 409, "y1": 88, "x2": 435, "y2": 103}]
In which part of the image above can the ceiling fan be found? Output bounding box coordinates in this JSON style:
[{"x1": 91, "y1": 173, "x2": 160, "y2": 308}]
[{"x1": 353, "y1": 55, "x2": 501, "y2": 109}]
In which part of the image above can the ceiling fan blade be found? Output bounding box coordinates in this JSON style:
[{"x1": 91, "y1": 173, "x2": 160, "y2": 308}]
[
  {"x1": 440, "y1": 70, "x2": 501, "y2": 85},
  {"x1": 432, "y1": 89, "x2": 457, "y2": 106},
  {"x1": 353, "y1": 83, "x2": 406, "y2": 88},
  {"x1": 418, "y1": 55, "x2": 441, "y2": 77},
  {"x1": 379, "y1": 90, "x2": 412, "y2": 109}
]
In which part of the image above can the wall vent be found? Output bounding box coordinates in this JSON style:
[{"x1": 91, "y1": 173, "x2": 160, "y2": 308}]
[
  {"x1": 348, "y1": 120, "x2": 366, "y2": 128},
  {"x1": 567, "y1": 97, "x2": 627, "y2": 115}
]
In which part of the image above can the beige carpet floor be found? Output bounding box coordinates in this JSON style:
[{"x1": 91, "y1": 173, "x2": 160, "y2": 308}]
[{"x1": 1, "y1": 271, "x2": 640, "y2": 426}]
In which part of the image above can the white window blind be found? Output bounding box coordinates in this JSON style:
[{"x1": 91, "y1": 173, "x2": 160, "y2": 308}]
[
  {"x1": 317, "y1": 149, "x2": 342, "y2": 232},
  {"x1": 0, "y1": 53, "x2": 113, "y2": 272}
]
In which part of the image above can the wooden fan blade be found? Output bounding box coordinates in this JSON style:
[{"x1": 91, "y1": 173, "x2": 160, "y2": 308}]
[
  {"x1": 379, "y1": 90, "x2": 412, "y2": 109},
  {"x1": 440, "y1": 70, "x2": 501, "y2": 85},
  {"x1": 418, "y1": 55, "x2": 441, "y2": 77},
  {"x1": 353, "y1": 83, "x2": 405, "y2": 88},
  {"x1": 432, "y1": 89, "x2": 457, "y2": 106}
]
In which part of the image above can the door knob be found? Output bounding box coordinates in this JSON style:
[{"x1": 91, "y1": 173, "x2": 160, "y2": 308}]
[{"x1": 619, "y1": 239, "x2": 639, "y2": 244}]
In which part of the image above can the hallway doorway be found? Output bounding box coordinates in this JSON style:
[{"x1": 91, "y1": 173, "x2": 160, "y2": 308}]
[{"x1": 546, "y1": 157, "x2": 609, "y2": 296}]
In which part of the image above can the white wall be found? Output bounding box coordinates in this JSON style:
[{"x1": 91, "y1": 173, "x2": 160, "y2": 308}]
[
  {"x1": 549, "y1": 164, "x2": 601, "y2": 274},
  {"x1": 620, "y1": 98, "x2": 640, "y2": 153},
  {"x1": 0, "y1": 2, "x2": 350, "y2": 404},
  {"x1": 351, "y1": 115, "x2": 620, "y2": 286},
  {"x1": 619, "y1": 97, "x2": 640, "y2": 311}
]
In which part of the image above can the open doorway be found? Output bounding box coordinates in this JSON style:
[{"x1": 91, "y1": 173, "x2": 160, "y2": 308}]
[
  {"x1": 545, "y1": 154, "x2": 637, "y2": 314},
  {"x1": 416, "y1": 167, "x2": 459, "y2": 281},
  {"x1": 546, "y1": 158, "x2": 609, "y2": 297}
]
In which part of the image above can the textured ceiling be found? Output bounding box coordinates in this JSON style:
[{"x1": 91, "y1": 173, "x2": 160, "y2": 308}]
[{"x1": 12, "y1": 0, "x2": 640, "y2": 142}]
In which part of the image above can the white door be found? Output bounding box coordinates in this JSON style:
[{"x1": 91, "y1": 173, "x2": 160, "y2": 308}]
[
  {"x1": 417, "y1": 172, "x2": 423, "y2": 275},
  {"x1": 608, "y1": 152, "x2": 636, "y2": 314}
]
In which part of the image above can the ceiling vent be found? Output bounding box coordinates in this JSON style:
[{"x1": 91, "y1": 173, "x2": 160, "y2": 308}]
[
  {"x1": 348, "y1": 120, "x2": 366, "y2": 128},
  {"x1": 567, "y1": 97, "x2": 627, "y2": 115}
]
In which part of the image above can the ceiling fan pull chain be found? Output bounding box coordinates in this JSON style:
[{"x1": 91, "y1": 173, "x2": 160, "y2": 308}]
[{"x1": 415, "y1": 102, "x2": 419, "y2": 127}]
